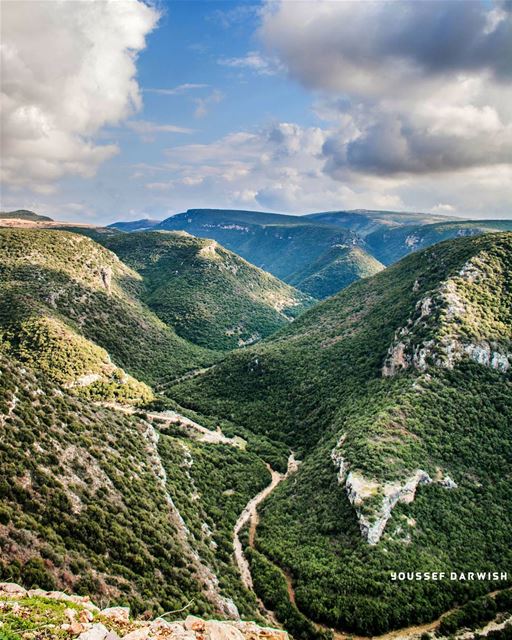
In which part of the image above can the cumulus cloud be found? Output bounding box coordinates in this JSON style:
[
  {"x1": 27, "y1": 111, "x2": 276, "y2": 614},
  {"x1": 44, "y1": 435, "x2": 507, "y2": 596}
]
[
  {"x1": 1, "y1": 0, "x2": 159, "y2": 193},
  {"x1": 260, "y1": 0, "x2": 512, "y2": 96},
  {"x1": 260, "y1": 0, "x2": 512, "y2": 181},
  {"x1": 159, "y1": 121, "x2": 394, "y2": 212}
]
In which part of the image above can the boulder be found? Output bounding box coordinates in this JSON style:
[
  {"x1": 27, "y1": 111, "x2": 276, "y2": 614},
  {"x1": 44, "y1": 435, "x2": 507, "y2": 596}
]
[
  {"x1": 184, "y1": 615, "x2": 206, "y2": 632},
  {"x1": 101, "y1": 606, "x2": 130, "y2": 623},
  {"x1": 205, "y1": 620, "x2": 245, "y2": 640},
  {"x1": 0, "y1": 583, "x2": 27, "y2": 596},
  {"x1": 78, "y1": 623, "x2": 110, "y2": 640},
  {"x1": 121, "y1": 629, "x2": 151, "y2": 640}
]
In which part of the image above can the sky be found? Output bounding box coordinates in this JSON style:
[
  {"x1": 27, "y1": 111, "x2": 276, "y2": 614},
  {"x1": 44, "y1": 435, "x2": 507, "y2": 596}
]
[{"x1": 1, "y1": 0, "x2": 511, "y2": 224}]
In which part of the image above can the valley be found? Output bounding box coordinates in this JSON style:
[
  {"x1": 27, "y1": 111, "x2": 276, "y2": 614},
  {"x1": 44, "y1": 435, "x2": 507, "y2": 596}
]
[{"x1": 0, "y1": 209, "x2": 511, "y2": 640}]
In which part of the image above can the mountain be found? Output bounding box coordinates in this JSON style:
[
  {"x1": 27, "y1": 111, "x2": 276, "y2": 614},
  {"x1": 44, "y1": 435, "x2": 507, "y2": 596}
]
[
  {"x1": 151, "y1": 209, "x2": 386, "y2": 299},
  {"x1": 367, "y1": 219, "x2": 512, "y2": 265},
  {"x1": 304, "y1": 209, "x2": 458, "y2": 236},
  {"x1": 0, "y1": 209, "x2": 53, "y2": 222},
  {"x1": 100, "y1": 231, "x2": 314, "y2": 351},
  {"x1": 0, "y1": 228, "x2": 214, "y2": 397},
  {"x1": 111, "y1": 210, "x2": 512, "y2": 301},
  {"x1": 168, "y1": 232, "x2": 512, "y2": 636},
  {"x1": 154, "y1": 209, "x2": 354, "y2": 280},
  {"x1": 288, "y1": 243, "x2": 384, "y2": 299},
  {"x1": 108, "y1": 218, "x2": 160, "y2": 232}
]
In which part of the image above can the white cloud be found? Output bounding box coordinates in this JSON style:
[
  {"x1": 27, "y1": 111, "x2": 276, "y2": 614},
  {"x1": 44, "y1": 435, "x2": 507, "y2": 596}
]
[
  {"x1": 218, "y1": 51, "x2": 283, "y2": 76},
  {"x1": 431, "y1": 203, "x2": 455, "y2": 214},
  {"x1": 144, "y1": 84, "x2": 209, "y2": 95},
  {"x1": 126, "y1": 120, "x2": 195, "y2": 142},
  {"x1": 259, "y1": 0, "x2": 512, "y2": 181},
  {"x1": 194, "y1": 89, "x2": 225, "y2": 118},
  {"x1": 1, "y1": 0, "x2": 159, "y2": 193},
  {"x1": 154, "y1": 120, "x2": 512, "y2": 217}
]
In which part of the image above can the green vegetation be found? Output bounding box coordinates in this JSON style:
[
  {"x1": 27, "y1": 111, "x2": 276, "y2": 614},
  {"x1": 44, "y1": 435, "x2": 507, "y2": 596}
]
[
  {"x1": 2, "y1": 220, "x2": 511, "y2": 639},
  {"x1": 170, "y1": 233, "x2": 512, "y2": 635},
  {"x1": 101, "y1": 231, "x2": 314, "y2": 350},
  {"x1": 247, "y1": 548, "x2": 329, "y2": 640},
  {"x1": 0, "y1": 229, "x2": 215, "y2": 395},
  {"x1": 438, "y1": 590, "x2": 512, "y2": 636},
  {"x1": 0, "y1": 210, "x2": 53, "y2": 222},
  {"x1": 288, "y1": 244, "x2": 383, "y2": 299},
  {"x1": 367, "y1": 220, "x2": 512, "y2": 265},
  {"x1": 0, "y1": 349, "x2": 267, "y2": 620},
  {"x1": 0, "y1": 595, "x2": 82, "y2": 639},
  {"x1": 152, "y1": 209, "x2": 369, "y2": 292}
]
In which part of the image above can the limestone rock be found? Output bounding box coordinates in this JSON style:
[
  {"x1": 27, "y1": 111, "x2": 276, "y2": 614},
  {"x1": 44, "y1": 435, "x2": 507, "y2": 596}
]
[
  {"x1": 122, "y1": 629, "x2": 151, "y2": 640},
  {"x1": 101, "y1": 606, "x2": 130, "y2": 623},
  {"x1": 0, "y1": 582, "x2": 27, "y2": 596},
  {"x1": 205, "y1": 620, "x2": 245, "y2": 640},
  {"x1": 78, "y1": 623, "x2": 110, "y2": 640},
  {"x1": 344, "y1": 469, "x2": 432, "y2": 545}
]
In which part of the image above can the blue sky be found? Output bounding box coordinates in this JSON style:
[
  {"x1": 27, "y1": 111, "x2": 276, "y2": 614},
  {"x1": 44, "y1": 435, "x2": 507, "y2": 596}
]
[{"x1": 1, "y1": 0, "x2": 511, "y2": 223}]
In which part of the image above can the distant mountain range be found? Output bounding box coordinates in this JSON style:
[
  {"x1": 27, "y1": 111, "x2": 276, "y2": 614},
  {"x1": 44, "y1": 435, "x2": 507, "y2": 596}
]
[{"x1": 110, "y1": 208, "x2": 512, "y2": 299}]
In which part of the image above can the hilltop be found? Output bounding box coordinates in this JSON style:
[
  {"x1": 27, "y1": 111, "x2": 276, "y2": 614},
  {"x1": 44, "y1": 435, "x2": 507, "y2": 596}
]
[
  {"x1": 169, "y1": 232, "x2": 512, "y2": 635},
  {"x1": 100, "y1": 231, "x2": 313, "y2": 351},
  {"x1": 0, "y1": 209, "x2": 53, "y2": 222},
  {"x1": 288, "y1": 243, "x2": 384, "y2": 299}
]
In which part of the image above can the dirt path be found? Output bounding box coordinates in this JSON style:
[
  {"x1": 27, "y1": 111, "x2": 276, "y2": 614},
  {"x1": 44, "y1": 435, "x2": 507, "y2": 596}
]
[
  {"x1": 157, "y1": 366, "x2": 215, "y2": 391},
  {"x1": 233, "y1": 464, "x2": 284, "y2": 590},
  {"x1": 101, "y1": 403, "x2": 242, "y2": 447},
  {"x1": 232, "y1": 454, "x2": 297, "y2": 627}
]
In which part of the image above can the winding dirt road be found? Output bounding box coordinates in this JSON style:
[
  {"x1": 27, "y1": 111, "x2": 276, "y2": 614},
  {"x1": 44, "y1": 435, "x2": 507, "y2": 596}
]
[{"x1": 233, "y1": 454, "x2": 298, "y2": 589}]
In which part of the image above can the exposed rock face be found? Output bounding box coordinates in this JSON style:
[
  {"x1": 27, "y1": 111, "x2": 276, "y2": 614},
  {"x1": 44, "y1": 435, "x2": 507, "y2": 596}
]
[
  {"x1": 331, "y1": 440, "x2": 458, "y2": 544},
  {"x1": 345, "y1": 469, "x2": 432, "y2": 545},
  {"x1": 0, "y1": 585, "x2": 287, "y2": 640},
  {"x1": 383, "y1": 258, "x2": 511, "y2": 376}
]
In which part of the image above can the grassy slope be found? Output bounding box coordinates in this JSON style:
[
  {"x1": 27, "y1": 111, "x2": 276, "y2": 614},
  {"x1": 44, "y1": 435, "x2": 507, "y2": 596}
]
[
  {"x1": 367, "y1": 220, "x2": 512, "y2": 265},
  {"x1": 0, "y1": 229, "x2": 215, "y2": 392},
  {"x1": 169, "y1": 232, "x2": 512, "y2": 635},
  {"x1": 100, "y1": 231, "x2": 314, "y2": 351},
  {"x1": 0, "y1": 350, "x2": 268, "y2": 620}
]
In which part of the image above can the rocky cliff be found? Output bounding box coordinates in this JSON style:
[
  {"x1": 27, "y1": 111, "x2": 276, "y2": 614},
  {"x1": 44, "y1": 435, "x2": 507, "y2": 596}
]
[{"x1": 0, "y1": 583, "x2": 288, "y2": 640}]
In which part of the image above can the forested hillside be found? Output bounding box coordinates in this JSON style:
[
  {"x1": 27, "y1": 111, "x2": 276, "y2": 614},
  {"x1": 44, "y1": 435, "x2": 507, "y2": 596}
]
[
  {"x1": 0, "y1": 229, "x2": 214, "y2": 398},
  {"x1": 0, "y1": 350, "x2": 270, "y2": 621},
  {"x1": 367, "y1": 220, "x2": 512, "y2": 264},
  {"x1": 111, "y1": 209, "x2": 511, "y2": 300},
  {"x1": 99, "y1": 231, "x2": 314, "y2": 350},
  {"x1": 169, "y1": 232, "x2": 512, "y2": 635}
]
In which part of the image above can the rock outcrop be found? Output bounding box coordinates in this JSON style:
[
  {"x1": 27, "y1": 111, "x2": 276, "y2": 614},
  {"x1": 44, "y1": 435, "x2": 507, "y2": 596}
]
[
  {"x1": 331, "y1": 438, "x2": 457, "y2": 544},
  {"x1": 382, "y1": 257, "x2": 511, "y2": 376},
  {"x1": 345, "y1": 469, "x2": 432, "y2": 545},
  {"x1": 0, "y1": 584, "x2": 287, "y2": 640}
]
